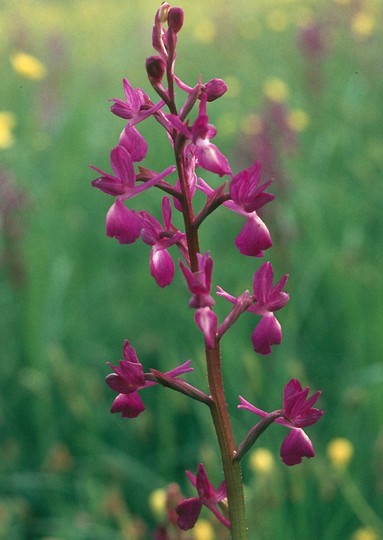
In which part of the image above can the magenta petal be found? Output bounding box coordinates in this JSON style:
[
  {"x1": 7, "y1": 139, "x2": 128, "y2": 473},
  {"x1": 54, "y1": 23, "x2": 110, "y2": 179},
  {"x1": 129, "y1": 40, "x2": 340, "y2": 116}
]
[
  {"x1": 195, "y1": 142, "x2": 231, "y2": 177},
  {"x1": 90, "y1": 174, "x2": 126, "y2": 196},
  {"x1": 252, "y1": 262, "x2": 273, "y2": 304},
  {"x1": 106, "y1": 199, "x2": 142, "y2": 244},
  {"x1": 110, "y1": 145, "x2": 135, "y2": 185},
  {"x1": 235, "y1": 214, "x2": 272, "y2": 257},
  {"x1": 251, "y1": 314, "x2": 282, "y2": 355},
  {"x1": 150, "y1": 247, "x2": 174, "y2": 287},
  {"x1": 195, "y1": 307, "x2": 218, "y2": 349},
  {"x1": 119, "y1": 125, "x2": 148, "y2": 162},
  {"x1": 196, "y1": 463, "x2": 215, "y2": 500},
  {"x1": 110, "y1": 392, "x2": 145, "y2": 418},
  {"x1": 105, "y1": 360, "x2": 145, "y2": 393},
  {"x1": 280, "y1": 429, "x2": 315, "y2": 466},
  {"x1": 176, "y1": 498, "x2": 202, "y2": 530}
]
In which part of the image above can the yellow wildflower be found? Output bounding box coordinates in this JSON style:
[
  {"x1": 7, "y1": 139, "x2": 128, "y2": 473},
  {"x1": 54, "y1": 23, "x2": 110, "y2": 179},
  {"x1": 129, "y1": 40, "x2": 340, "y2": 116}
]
[
  {"x1": 327, "y1": 438, "x2": 354, "y2": 469},
  {"x1": 263, "y1": 78, "x2": 289, "y2": 103},
  {"x1": 11, "y1": 52, "x2": 47, "y2": 80},
  {"x1": 267, "y1": 10, "x2": 289, "y2": 32},
  {"x1": 287, "y1": 109, "x2": 309, "y2": 132},
  {"x1": 352, "y1": 12, "x2": 375, "y2": 37},
  {"x1": 249, "y1": 447, "x2": 275, "y2": 474},
  {"x1": 193, "y1": 20, "x2": 217, "y2": 44},
  {"x1": 193, "y1": 518, "x2": 214, "y2": 540},
  {"x1": 0, "y1": 112, "x2": 16, "y2": 149},
  {"x1": 351, "y1": 527, "x2": 379, "y2": 540},
  {"x1": 148, "y1": 488, "x2": 166, "y2": 520},
  {"x1": 217, "y1": 113, "x2": 237, "y2": 137},
  {"x1": 225, "y1": 75, "x2": 241, "y2": 98}
]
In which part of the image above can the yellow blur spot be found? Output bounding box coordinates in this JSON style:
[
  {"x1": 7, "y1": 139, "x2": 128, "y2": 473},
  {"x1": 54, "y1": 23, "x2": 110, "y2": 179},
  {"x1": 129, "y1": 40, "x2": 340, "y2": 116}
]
[
  {"x1": 351, "y1": 527, "x2": 379, "y2": 540},
  {"x1": 263, "y1": 78, "x2": 289, "y2": 103},
  {"x1": 327, "y1": 438, "x2": 354, "y2": 469},
  {"x1": 287, "y1": 109, "x2": 309, "y2": 132},
  {"x1": 11, "y1": 52, "x2": 47, "y2": 80},
  {"x1": 216, "y1": 113, "x2": 237, "y2": 137},
  {"x1": 0, "y1": 112, "x2": 16, "y2": 149},
  {"x1": 352, "y1": 12, "x2": 375, "y2": 37},
  {"x1": 193, "y1": 519, "x2": 214, "y2": 540},
  {"x1": 193, "y1": 20, "x2": 217, "y2": 44},
  {"x1": 148, "y1": 488, "x2": 166, "y2": 519},
  {"x1": 267, "y1": 10, "x2": 289, "y2": 32},
  {"x1": 249, "y1": 447, "x2": 275, "y2": 474},
  {"x1": 225, "y1": 76, "x2": 241, "y2": 98}
]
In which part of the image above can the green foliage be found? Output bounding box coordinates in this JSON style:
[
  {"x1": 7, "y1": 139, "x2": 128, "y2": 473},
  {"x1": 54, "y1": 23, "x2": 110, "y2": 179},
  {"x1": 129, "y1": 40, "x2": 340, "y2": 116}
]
[{"x1": 1, "y1": 0, "x2": 383, "y2": 538}]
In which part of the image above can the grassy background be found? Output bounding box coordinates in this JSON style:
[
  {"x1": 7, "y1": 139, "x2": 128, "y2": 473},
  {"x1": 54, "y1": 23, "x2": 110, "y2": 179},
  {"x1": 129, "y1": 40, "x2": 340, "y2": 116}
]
[{"x1": 1, "y1": 0, "x2": 383, "y2": 538}]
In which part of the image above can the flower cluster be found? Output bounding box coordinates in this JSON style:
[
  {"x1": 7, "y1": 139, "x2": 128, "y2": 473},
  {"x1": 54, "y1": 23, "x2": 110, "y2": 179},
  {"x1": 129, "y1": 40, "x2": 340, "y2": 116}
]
[{"x1": 92, "y1": 4, "x2": 323, "y2": 536}]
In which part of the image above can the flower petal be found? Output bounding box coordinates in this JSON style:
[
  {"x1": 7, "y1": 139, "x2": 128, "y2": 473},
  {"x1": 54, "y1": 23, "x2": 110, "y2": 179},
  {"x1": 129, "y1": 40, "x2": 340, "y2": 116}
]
[
  {"x1": 119, "y1": 125, "x2": 148, "y2": 162},
  {"x1": 235, "y1": 214, "x2": 272, "y2": 257},
  {"x1": 176, "y1": 498, "x2": 202, "y2": 530},
  {"x1": 150, "y1": 247, "x2": 175, "y2": 287},
  {"x1": 195, "y1": 307, "x2": 218, "y2": 349},
  {"x1": 106, "y1": 199, "x2": 142, "y2": 244},
  {"x1": 280, "y1": 428, "x2": 315, "y2": 466},
  {"x1": 251, "y1": 314, "x2": 282, "y2": 355},
  {"x1": 110, "y1": 392, "x2": 145, "y2": 418}
]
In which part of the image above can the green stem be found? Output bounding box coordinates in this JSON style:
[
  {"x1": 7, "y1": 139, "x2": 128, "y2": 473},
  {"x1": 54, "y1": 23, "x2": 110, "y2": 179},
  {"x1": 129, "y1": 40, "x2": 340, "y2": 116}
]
[{"x1": 206, "y1": 341, "x2": 248, "y2": 539}]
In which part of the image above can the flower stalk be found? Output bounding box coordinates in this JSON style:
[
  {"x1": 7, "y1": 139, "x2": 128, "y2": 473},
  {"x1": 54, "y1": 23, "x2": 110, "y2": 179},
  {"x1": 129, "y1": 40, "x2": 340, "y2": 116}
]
[
  {"x1": 90, "y1": 4, "x2": 324, "y2": 538},
  {"x1": 206, "y1": 340, "x2": 248, "y2": 538}
]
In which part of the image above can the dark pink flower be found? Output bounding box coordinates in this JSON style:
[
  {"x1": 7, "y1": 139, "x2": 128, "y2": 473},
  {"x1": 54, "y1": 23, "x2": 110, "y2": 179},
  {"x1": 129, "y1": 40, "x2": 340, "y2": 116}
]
[
  {"x1": 91, "y1": 145, "x2": 174, "y2": 198},
  {"x1": 167, "y1": 96, "x2": 231, "y2": 177},
  {"x1": 140, "y1": 197, "x2": 185, "y2": 287},
  {"x1": 217, "y1": 262, "x2": 289, "y2": 355},
  {"x1": 106, "y1": 340, "x2": 193, "y2": 418},
  {"x1": 176, "y1": 464, "x2": 229, "y2": 530},
  {"x1": 110, "y1": 78, "x2": 163, "y2": 122},
  {"x1": 229, "y1": 161, "x2": 275, "y2": 213},
  {"x1": 109, "y1": 78, "x2": 165, "y2": 162},
  {"x1": 238, "y1": 379, "x2": 323, "y2": 465},
  {"x1": 197, "y1": 177, "x2": 272, "y2": 257}
]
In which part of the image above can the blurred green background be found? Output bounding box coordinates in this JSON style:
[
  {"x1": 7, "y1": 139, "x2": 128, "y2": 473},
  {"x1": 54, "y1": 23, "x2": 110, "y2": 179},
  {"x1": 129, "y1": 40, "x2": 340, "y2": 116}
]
[{"x1": 1, "y1": 0, "x2": 383, "y2": 538}]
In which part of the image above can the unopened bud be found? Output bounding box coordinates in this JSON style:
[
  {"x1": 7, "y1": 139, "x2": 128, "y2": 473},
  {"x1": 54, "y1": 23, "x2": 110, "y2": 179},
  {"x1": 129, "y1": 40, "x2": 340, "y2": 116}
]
[
  {"x1": 168, "y1": 7, "x2": 184, "y2": 33},
  {"x1": 146, "y1": 55, "x2": 166, "y2": 84},
  {"x1": 158, "y1": 2, "x2": 171, "y2": 23},
  {"x1": 204, "y1": 78, "x2": 228, "y2": 102}
]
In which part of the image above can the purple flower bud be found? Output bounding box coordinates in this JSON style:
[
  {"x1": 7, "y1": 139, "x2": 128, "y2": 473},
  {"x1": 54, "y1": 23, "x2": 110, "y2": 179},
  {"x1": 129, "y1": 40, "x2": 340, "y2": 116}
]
[
  {"x1": 203, "y1": 78, "x2": 228, "y2": 102},
  {"x1": 146, "y1": 55, "x2": 166, "y2": 85},
  {"x1": 168, "y1": 7, "x2": 184, "y2": 33}
]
